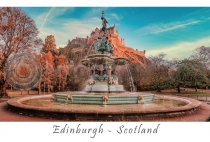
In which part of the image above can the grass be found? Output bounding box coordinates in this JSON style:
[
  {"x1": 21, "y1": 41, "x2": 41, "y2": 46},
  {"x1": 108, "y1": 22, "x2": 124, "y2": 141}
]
[
  {"x1": 4, "y1": 88, "x2": 210, "y2": 98},
  {"x1": 184, "y1": 93, "x2": 210, "y2": 97},
  {"x1": 156, "y1": 88, "x2": 210, "y2": 96}
]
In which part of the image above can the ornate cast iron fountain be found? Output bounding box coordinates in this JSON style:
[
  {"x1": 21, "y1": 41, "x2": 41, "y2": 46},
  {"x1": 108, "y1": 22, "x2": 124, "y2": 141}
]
[
  {"x1": 81, "y1": 11, "x2": 128, "y2": 93},
  {"x1": 54, "y1": 11, "x2": 154, "y2": 105}
]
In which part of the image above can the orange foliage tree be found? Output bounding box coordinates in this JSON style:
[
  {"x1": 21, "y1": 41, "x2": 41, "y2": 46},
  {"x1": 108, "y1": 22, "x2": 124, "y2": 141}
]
[
  {"x1": 37, "y1": 35, "x2": 69, "y2": 93},
  {"x1": 0, "y1": 7, "x2": 41, "y2": 96},
  {"x1": 55, "y1": 55, "x2": 69, "y2": 91}
]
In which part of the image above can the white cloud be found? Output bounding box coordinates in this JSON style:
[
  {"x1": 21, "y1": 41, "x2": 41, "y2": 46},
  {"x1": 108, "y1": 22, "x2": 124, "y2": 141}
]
[
  {"x1": 85, "y1": 7, "x2": 110, "y2": 18},
  {"x1": 35, "y1": 8, "x2": 74, "y2": 30},
  {"x1": 33, "y1": 7, "x2": 123, "y2": 48},
  {"x1": 39, "y1": 8, "x2": 54, "y2": 30},
  {"x1": 37, "y1": 17, "x2": 101, "y2": 48},
  {"x1": 147, "y1": 36, "x2": 210, "y2": 59},
  {"x1": 34, "y1": 8, "x2": 101, "y2": 48},
  {"x1": 137, "y1": 20, "x2": 201, "y2": 35},
  {"x1": 84, "y1": 8, "x2": 120, "y2": 23},
  {"x1": 109, "y1": 13, "x2": 121, "y2": 21}
]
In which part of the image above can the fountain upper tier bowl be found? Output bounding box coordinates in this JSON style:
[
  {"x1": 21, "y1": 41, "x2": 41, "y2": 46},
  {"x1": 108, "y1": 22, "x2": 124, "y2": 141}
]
[
  {"x1": 81, "y1": 53, "x2": 129, "y2": 93},
  {"x1": 81, "y1": 54, "x2": 129, "y2": 66}
]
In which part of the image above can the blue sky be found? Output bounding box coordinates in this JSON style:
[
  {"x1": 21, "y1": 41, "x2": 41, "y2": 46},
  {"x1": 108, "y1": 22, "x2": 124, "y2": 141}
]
[{"x1": 21, "y1": 7, "x2": 210, "y2": 59}]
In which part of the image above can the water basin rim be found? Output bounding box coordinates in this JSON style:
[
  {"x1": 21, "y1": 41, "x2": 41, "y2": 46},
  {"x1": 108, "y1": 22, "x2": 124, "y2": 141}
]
[
  {"x1": 155, "y1": 95, "x2": 192, "y2": 105},
  {"x1": 7, "y1": 94, "x2": 201, "y2": 115}
]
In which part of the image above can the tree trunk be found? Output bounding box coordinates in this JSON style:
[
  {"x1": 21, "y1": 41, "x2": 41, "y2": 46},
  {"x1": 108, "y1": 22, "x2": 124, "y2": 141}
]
[
  {"x1": 48, "y1": 84, "x2": 50, "y2": 93},
  {"x1": 0, "y1": 79, "x2": 7, "y2": 97},
  {"x1": 157, "y1": 89, "x2": 161, "y2": 93},
  {"x1": 177, "y1": 85, "x2": 181, "y2": 94},
  {"x1": 0, "y1": 83, "x2": 4, "y2": 97},
  {"x1": 156, "y1": 86, "x2": 161, "y2": 92},
  {"x1": 58, "y1": 80, "x2": 61, "y2": 91},
  {"x1": 38, "y1": 83, "x2": 41, "y2": 95},
  {"x1": 195, "y1": 86, "x2": 198, "y2": 92},
  {"x1": 43, "y1": 81, "x2": 45, "y2": 94},
  {"x1": 195, "y1": 82, "x2": 198, "y2": 92}
]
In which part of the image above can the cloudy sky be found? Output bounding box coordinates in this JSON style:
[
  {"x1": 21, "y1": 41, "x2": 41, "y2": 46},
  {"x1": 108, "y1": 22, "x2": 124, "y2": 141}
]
[{"x1": 21, "y1": 7, "x2": 210, "y2": 59}]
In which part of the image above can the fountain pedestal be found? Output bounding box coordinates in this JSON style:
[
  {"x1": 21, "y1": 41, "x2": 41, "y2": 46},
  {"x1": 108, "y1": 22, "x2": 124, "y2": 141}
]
[
  {"x1": 82, "y1": 53, "x2": 128, "y2": 93},
  {"x1": 85, "y1": 81, "x2": 125, "y2": 93}
]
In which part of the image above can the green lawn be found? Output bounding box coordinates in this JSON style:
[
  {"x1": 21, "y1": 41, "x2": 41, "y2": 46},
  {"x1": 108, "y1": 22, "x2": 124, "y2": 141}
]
[{"x1": 156, "y1": 89, "x2": 210, "y2": 96}]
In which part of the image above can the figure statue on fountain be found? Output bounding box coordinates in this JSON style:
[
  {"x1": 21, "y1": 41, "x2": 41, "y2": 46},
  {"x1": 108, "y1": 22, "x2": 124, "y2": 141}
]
[
  {"x1": 92, "y1": 11, "x2": 114, "y2": 55},
  {"x1": 101, "y1": 11, "x2": 108, "y2": 34}
]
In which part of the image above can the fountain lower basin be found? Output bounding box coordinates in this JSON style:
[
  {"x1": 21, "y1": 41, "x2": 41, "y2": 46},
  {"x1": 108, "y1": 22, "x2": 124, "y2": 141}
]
[
  {"x1": 53, "y1": 92, "x2": 154, "y2": 105},
  {"x1": 7, "y1": 92, "x2": 202, "y2": 121}
]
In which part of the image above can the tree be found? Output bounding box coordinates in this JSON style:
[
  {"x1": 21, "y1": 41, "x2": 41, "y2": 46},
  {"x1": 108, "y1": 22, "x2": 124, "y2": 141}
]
[
  {"x1": 0, "y1": 8, "x2": 40, "y2": 96},
  {"x1": 41, "y1": 35, "x2": 59, "y2": 55},
  {"x1": 37, "y1": 35, "x2": 69, "y2": 93},
  {"x1": 55, "y1": 55, "x2": 69, "y2": 91},
  {"x1": 45, "y1": 52, "x2": 55, "y2": 93},
  {"x1": 148, "y1": 53, "x2": 172, "y2": 92},
  {"x1": 207, "y1": 70, "x2": 210, "y2": 89},
  {"x1": 66, "y1": 65, "x2": 88, "y2": 91},
  {"x1": 191, "y1": 46, "x2": 210, "y2": 69},
  {"x1": 123, "y1": 63, "x2": 146, "y2": 91},
  {"x1": 174, "y1": 59, "x2": 208, "y2": 93},
  {"x1": 66, "y1": 68, "x2": 77, "y2": 91},
  {"x1": 191, "y1": 46, "x2": 210, "y2": 89}
]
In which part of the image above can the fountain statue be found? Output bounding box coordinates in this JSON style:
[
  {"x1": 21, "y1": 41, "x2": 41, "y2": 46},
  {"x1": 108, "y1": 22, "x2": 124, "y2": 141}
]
[{"x1": 81, "y1": 11, "x2": 128, "y2": 93}]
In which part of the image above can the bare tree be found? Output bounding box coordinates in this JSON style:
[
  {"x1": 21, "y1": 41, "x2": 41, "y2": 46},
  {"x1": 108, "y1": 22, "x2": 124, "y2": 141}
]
[
  {"x1": 191, "y1": 46, "x2": 210, "y2": 89},
  {"x1": 191, "y1": 46, "x2": 210, "y2": 69},
  {"x1": 148, "y1": 53, "x2": 171, "y2": 92}
]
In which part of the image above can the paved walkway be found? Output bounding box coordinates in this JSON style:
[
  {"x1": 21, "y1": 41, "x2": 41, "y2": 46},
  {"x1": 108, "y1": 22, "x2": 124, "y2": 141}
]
[
  {"x1": 0, "y1": 101, "x2": 59, "y2": 122},
  {"x1": 154, "y1": 102, "x2": 210, "y2": 122}
]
